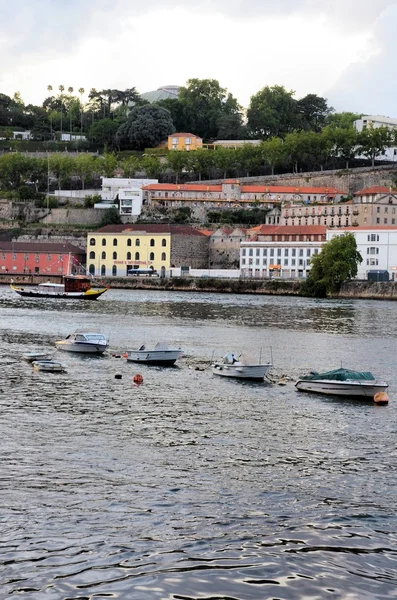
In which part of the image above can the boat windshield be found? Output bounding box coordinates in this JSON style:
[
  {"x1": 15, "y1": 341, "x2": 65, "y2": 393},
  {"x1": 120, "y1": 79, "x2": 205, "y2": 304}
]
[{"x1": 301, "y1": 368, "x2": 375, "y2": 382}]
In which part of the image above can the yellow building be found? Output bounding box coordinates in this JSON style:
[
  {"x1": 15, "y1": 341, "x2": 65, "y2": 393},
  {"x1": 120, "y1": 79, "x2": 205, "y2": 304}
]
[
  {"x1": 87, "y1": 225, "x2": 171, "y2": 277},
  {"x1": 168, "y1": 132, "x2": 203, "y2": 151}
]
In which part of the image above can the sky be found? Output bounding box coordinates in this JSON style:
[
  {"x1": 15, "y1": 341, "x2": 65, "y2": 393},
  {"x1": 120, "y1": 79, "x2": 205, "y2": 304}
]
[{"x1": 0, "y1": 0, "x2": 396, "y2": 116}]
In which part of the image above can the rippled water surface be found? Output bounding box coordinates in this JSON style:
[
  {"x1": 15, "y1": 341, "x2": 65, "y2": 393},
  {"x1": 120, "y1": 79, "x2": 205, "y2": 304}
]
[{"x1": 1, "y1": 286, "x2": 396, "y2": 600}]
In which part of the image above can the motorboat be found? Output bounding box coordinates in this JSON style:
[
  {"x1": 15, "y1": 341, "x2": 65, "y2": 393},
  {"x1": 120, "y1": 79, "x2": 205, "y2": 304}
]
[
  {"x1": 212, "y1": 352, "x2": 272, "y2": 380},
  {"x1": 295, "y1": 368, "x2": 389, "y2": 398},
  {"x1": 125, "y1": 342, "x2": 183, "y2": 366},
  {"x1": 23, "y1": 351, "x2": 52, "y2": 362},
  {"x1": 32, "y1": 360, "x2": 66, "y2": 373},
  {"x1": 10, "y1": 275, "x2": 107, "y2": 300},
  {"x1": 56, "y1": 331, "x2": 109, "y2": 354}
]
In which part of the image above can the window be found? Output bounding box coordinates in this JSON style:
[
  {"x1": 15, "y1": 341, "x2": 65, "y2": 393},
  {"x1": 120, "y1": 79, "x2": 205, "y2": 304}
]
[
  {"x1": 385, "y1": 207, "x2": 388, "y2": 213},
  {"x1": 162, "y1": 238, "x2": 167, "y2": 247},
  {"x1": 113, "y1": 252, "x2": 117, "y2": 259},
  {"x1": 149, "y1": 252, "x2": 155, "y2": 260},
  {"x1": 299, "y1": 259, "x2": 303, "y2": 266},
  {"x1": 249, "y1": 249, "x2": 253, "y2": 257},
  {"x1": 263, "y1": 249, "x2": 267, "y2": 256},
  {"x1": 185, "y1": 137, "x2": 191, "y2": 145},
  {"x1": 277, "y1": 249, "x2": 281, "y2": 257},
  {"x1": 292, "y1": 249, "x2": 296, "y2": 257},
  {"x1": 307, "y1": 249, "x2": 311, "y2": 257},
  {"x1": 47, "y1": 254, "x2": 51, "y2": 261},
  {"x1": 150, "y1": 239, "x2": 155, "y2": 247},
  {"x1": 90, "y1": 238, "x2": 95, "y2": 246},
  {"x1": 112, "y1": 265, "x2": 117, "y2": 276},
  {"x1": 299, "y1": 249, "x2": 304, "y2": 257},
  {"x1": 384, "y1": 218, "x2": 388, "y2": 224},
  {"x1": 263, "y1": 258, "x2": 267, "y2": 265},
  {"x1": 127, "y1": 239, "x2": 132, "y2": 247},
  {"x1": 284, "y1": 249, "x2": 289, "y2": 256},
  {"x1": 256, "y1": 259, "x2": 260, "y2": 266},
  {"x1": 256, "y1": 248, "x2": 260, "y2": 256},
  {"x1": 102, "y1": 238, "x2": 106, "y2": 246},
  {"x1": 135, "y1": 252, "x2": 140, "y2": 260},
  {"x1": 370, "y1": 234, "x2": 376, "y2": 241},
  {"x1": 89, "y1": 264, "x2": 95, "y2": 275},
  {"x1": 242, "y1": 249, "x2": 246, "y2": 256},
  {"x1": 102, "y1": 251, "x2": 106, "y2": 259},
  {"x1": 291, "y1": 259, "x2": 296, "y2": 266},
  {"x1": 284, "y1": 259, "x2": 288, "y2": 266},
  {"x1": 113, "y1": 239, "x2": 118, "y2": 246},
  {"x1": 393, "y1": 219, "x2": 396, "y2": 225},
  {"x1": 241, "y1": 258, "x2": 246, "y2": 265},
  {"x1": 161, "y1": 252, "x2": 166, "y2": 261},
  {"x1": 127, "y1": 252, "x2": 131, "y2": 260},
  {"x1": 101, "y1": 265, "x2": 106, "y2": 275},
  {"x1": 377, "y1": 207, "x2": 380, "y2": 213},
  {"x1": 376, "y1": 218, "x2": 380, "y2": 224},
  {"x1": 135, "y1": 239, "x2": 140, "y2": 246},
  {"x1": 270, "y1": 249, "x2": 274, "y2": 257},
  {"x1": 89, "y1": 251, "x2": 95, "y2": 259}
]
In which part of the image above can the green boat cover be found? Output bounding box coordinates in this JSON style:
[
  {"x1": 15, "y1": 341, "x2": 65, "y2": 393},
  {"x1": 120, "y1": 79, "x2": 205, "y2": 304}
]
[{"x1": 300, "y1": 368, "x2": 375, "y2": 382}]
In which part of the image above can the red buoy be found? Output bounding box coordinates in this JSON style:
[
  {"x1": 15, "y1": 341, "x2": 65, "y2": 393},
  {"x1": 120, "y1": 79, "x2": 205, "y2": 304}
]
[{"x1": 133, "y1": 374, "x2": 143, "y2": 385}]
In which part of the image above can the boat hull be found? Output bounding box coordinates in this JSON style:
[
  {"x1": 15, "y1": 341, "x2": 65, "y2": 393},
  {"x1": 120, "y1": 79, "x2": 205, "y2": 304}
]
[
  {"x1": 295, "y1": 380, "x2": 389, "y2": 398},
  {"x1": 23, "y1": 352, "x2": 51, "y2": 362},
  {"x1": 32, "y1": 360, "x2": 66, "y2": 373},
  {"x1": 56, "y1": 341, "x2": 108, "y2": 354},
  {"x1": 11, "y1": 285, "x2": 107, "y2": 300},
  {"x1": 126, "y1": 349, "x2": 183, "y2": 366},
  {"x1": 212, "y1": 363, "x2": 272, "y2": 380}
]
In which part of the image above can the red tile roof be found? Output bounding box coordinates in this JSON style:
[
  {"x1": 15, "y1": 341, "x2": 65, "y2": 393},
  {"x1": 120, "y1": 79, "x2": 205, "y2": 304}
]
[
  {"x1": 0, "y1": 242, "x2": 85, "y2": 254},
  {"x1": 92, "y1": 224, "x2": 206, "y2": 236},
  {"x1": 198, "y1": 229, "x2": 214, "y2": 236},
  {"x1": 354, "y1": 187, "x2": 397, "y2": 195},
  {"x1": 169, "y1": 133, "x2": 201, "y2": 138}
]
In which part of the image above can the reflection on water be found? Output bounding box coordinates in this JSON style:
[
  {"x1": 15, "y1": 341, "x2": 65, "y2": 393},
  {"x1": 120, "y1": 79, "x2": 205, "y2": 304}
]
[{"x1": 0, "y1": 286, "x2": 396, "y2": 599}]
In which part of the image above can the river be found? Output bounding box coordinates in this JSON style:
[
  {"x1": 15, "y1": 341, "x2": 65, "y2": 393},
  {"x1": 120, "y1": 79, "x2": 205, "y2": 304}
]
[{"x1": 0, "y1": 287, "x2": 396, "y2": 599}]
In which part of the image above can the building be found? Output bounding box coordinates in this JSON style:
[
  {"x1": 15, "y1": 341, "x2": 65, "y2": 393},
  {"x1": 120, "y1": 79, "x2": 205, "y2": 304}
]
[
  {"x1": 207, "y1": 227, "x2": 247, "y2": 268},
  {"x1": 354, "y1": 115, "x2": 397, "y2": 132},
  {"x1": 326, "y1": 227, "x2": 397, "y2": 280},
  {"x1": 168, "y1": 133, "x2": 203, "y2": 151},
  {"x1": 0, "y1": 242, "x2": 85, "y2": 275},
  {"x1": 240, "y1": 226, "x2": 326, "y2": 279},
  {"x1": 98, "y1": 177, "x2": 158, "y2": 215},
  {"x1": 141, "y1": 85, "x2": 180, "y2": 103},
  {"x1": 87, "y1": 224, "x2": 209, "y2": 277},
  {"x1": 352, "y1": 187, "x2": 397, "y2": 227},
  {"x1": 143, "y1": 181, "x2": 345, "y2": 210},
  {"x1": 281, "y1": 202, "x2": 352, "y2": 227}
]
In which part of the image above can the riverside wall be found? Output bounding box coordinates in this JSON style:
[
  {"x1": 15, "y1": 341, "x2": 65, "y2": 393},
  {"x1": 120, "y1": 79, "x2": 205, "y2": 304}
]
[{"x1": 3, "y1": 274, "x2": 397, "y2": 300}]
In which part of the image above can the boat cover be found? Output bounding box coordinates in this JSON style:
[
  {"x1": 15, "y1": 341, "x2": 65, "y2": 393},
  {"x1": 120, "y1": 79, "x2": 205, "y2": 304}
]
[{"x1": 300, "y1": 368, "x2": 375, "y2": 382}]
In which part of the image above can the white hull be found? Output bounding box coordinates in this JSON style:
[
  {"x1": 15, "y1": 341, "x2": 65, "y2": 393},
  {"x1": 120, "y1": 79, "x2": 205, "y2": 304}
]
[
  {"x1": 126, "y1": 349, "x2": 183, "y2": 365},
  {"x1": 32, "y1": 360, "x2": 66, "y2": 372},
  {"x1": 56, "y1": 341, "x2": 108, "y2": 354},
  {"x1": 23, "y1": 352, "x2": 51, "y2": 362},
  {"x1": 212, "y1": 363, "x2": 272, "y2": 380},
  {"x1": 296, "y1": 380, "x2": 389, "y2": 398}
]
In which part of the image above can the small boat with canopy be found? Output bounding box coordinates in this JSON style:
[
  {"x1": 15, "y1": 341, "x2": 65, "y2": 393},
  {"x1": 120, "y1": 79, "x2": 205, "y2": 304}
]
[
  {"x1": 295, "y1": 368, "x2": 388, "y2": 398},
  {"x1": 10, "y1": 275, "x2": 107, "y2": 300}
]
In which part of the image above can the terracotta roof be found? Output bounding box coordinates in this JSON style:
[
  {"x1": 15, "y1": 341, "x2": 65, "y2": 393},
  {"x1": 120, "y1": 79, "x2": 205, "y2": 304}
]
[
  {"x1": 0, "y1": 242, "x2": 85, "y2": 254},
  {"x1": 168, "y1": 133, "x2": 201, "y2": 138},
  {"x1": 354, "y1": 187, "x2": 397, "y2": 195},
  {"x1": 247, "y1": 225, "x2": 280, "y2": 235},
  {"x1": 92, "y1": 224, "x2": 206, "y2": 236},
  {"x1": 198, "y1": 229, "x2": 214, "y2": 236}
]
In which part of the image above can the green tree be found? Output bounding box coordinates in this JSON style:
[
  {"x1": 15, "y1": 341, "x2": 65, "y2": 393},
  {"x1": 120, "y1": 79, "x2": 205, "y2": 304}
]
[
  {"x1": 0, "y1": 153, "x2": 32, "y2": 189},
  {"x1": 261, "y1": 137, "x2": 285, "y2": 174},
  {"x1": 178, "y1": 78, "x2": 242, "y2": 140},
  {"x1": 100, "y1": 152, "x2": 118, "y2": 177},
  {"x1": 73, "y1": 154, "x2": 98, "y2": 189},
  {"x1": 49, "y1": 154, "x2": 74, "y2": 190},
  {"x1": 213, "y1": 147, "x2": 238, "y2": 179},
  {"x1": 100, "y1": 207, "x2": 122, "y2": 226},
  {"x1": 116, "y1": 105, "x2": 175, "y2": 150},
  {"x1": 166, "y1": 150, "x2": 188, "y2": 183},
  {"x1": 327, "y1": 127, "x2": 359, "y2": 169},
  {"x1": 120, "y1": 156, "x2": 141, "y2": 178},
  {"x1": 235, "y1": 144, "x2": 262, "y2": 177},
  {"x1": 297, "y1": 94, "x2": 332, "y2": 132},
  {"x1": 141, "y1": 155, "x2": 163, "y2": 178},
  {"x1": 326, "y1": 112, "x2": 362, "y2": 129},
  {"x1": 88, "y1": 118, "x2": 119, "y2": 148},
  {"x1": 303, "y1": 233, "x2": 362, "y2": 296},
  {"x1": 358, "y1": 125, "x2": 392, "y2": 167},
  {"x1": 247, "y1": 85, "x2": 298, "y2": 138},
  {"x1": 185, "y1": 149, "x2": 214, "y2": 181}
]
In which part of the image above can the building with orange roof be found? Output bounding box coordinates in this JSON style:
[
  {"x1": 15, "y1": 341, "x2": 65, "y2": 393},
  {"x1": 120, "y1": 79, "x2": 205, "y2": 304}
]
[
  {"x1": 142, "y1": 181, "x2": 346, "y2": 212},
  {"x1": 350, "y1": 186, "x2": 397, "y2": 227},
  {"x1": 168, "y1": 133, "x2": 203, "y2": 151}
]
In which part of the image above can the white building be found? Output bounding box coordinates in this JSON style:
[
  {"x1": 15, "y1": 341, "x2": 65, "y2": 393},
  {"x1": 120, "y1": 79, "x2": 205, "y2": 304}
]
[
  {"x1": 326, "y1": 227, "x2": 397, "y2": 280},
  {"x1": 354, "y1": 115, "x2": 397, "y2": 132},
  {"x1": 101, "y1": 177, "x2": 158, "y2": 201},
  {"x1": 240, "y1": 240, "x2": 323, "y2": 279},
  {"x1": 118, "y1": 188, "x2": 143, "y2": 216}
]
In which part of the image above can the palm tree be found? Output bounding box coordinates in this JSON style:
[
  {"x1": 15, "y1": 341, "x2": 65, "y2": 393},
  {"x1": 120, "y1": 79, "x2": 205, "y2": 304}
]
[
  {"x1": 78, "y1": 88, "x2": 85, "y2": 133},
  {"x1": 59, "y1": 85, "x2": 65, "y2": 138},
  {"x1": 47, "y1": 85, "x2": 53, "y2": 138},
  {"x1": 68, "y1": 87, "x2": 74, "y2": 137}
]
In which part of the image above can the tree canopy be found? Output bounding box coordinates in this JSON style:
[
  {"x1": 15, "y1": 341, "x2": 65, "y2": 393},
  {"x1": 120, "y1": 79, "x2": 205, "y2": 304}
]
[
  {"x1": 302, "y1": 233, "x2": 363, "y2": 297},
  {"x1": 115, "y1": 105, "x2": 175, "y2": 150}
]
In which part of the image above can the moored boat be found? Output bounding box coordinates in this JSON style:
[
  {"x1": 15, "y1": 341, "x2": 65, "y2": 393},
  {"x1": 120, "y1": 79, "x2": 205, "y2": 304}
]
[
  {"x1": 32, "y1": 360, "x2": 66, "y2": 373},
  {"x1": 56, "y1": 331, "x2": 109, "y2": 354},
  {"x1": 23, "y1": 351, "x2": 52, "y2": 362},
  {"x1": 295, "y1": 368, "x2": 389, "y2": 398},
  {"x1": 125, "y1": 342, "x2": 183, "y2": 366},
  {"x1": 212, "y1": 352, "x2": 272, "y2": 380},
  {"x1": 10, "y1": 275, "x2": 107, "y2": 300}
]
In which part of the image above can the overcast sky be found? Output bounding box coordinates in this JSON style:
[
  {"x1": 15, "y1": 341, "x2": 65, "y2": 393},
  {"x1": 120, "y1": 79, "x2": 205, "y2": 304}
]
[{"x1": 0, "y1": 0, "x2": 395, "y2": 116}]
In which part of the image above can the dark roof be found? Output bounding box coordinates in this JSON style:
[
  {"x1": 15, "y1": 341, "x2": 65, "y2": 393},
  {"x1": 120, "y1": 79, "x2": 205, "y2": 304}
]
[
  {"x1": 0, "y1": 242, "x2": 85, "y2": 254},
  {"x1": 92, "y1": 224, "x2": 206, "y2": 237}
]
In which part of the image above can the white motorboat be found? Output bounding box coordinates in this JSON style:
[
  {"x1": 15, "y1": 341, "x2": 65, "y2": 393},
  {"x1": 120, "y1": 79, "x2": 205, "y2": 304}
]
[
  {"x1": 295, "y1": 368, "x2": 389, "y2": 398},
  {"x1": 23, "y1": 351, "x2": 52, "y2": 362},
  {"x1": 125, "y1": 342, "x2": 183, "y2": 366},
  {"x1": 56, "y1": 331, "x2": 109, "y2": 354},
  {"x1": 212, "y1": 353, "x2": 272, "y2": 380},
  {"x1": 32, "y1": 360, "x2": 66, "y2": 373}
]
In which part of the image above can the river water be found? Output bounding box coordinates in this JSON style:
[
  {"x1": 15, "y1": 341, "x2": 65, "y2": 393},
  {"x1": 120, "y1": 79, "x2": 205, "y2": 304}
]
[{"x1": 0, "y1": 287, "x2": 396, "y2": 600}]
